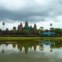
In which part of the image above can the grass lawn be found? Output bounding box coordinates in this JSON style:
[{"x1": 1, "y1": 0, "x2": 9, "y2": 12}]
[
  {"x1": 0, "y1": 37, "x2": 62, "y2": 41},
  {"x1": 0, "y1": 37, "x2": 42, "y2": 41}
]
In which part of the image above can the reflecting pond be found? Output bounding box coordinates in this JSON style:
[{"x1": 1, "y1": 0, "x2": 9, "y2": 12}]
[{"x1": 0, "y1": 40, "x2": 62, "y2": 62}]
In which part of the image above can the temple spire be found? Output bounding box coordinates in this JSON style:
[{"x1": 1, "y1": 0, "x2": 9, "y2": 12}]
[
  {"x1": 25, "y1": 20, "x2": 28, "y2": 27},
  {"x1": 34, "y1": 24, "x2": 37, "y2": 30}
]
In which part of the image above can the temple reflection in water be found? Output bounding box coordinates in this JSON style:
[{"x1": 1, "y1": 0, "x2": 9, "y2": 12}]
[{"x1": 0, "y1": 40, "x2": 62, "y2": 54}]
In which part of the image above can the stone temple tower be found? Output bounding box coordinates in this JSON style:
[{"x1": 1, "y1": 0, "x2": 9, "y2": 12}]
[
  {"x1": 34, "y1": 24, "x2": 37, "y2": 30},
  {"x1": 25, "y1": 20, "x2": 28, "y2": 28}
]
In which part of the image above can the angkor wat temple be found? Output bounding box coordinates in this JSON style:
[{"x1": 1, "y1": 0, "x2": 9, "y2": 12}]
[{"x1": 0, "y1": 21, "x2": 39, "y2": 36}]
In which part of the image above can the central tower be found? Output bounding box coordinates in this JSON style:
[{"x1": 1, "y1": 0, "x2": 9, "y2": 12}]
[{"x1": 25, "y1": 20, "x2": 28, "y2": 28}]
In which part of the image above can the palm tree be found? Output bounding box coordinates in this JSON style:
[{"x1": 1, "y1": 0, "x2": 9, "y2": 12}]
[
  {"x1": 50, "y1": 23, "x2": 52, "y2": 27},
  {"x1": 2, "y1": 22, "x2": 5, "y2": 31},
  {"x1": 50, "y1": 23, "x2": 53, "y2": 31}
]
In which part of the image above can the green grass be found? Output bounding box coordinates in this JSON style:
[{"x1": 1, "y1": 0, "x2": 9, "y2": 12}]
[
  {"x1": 0, "y1": 37, "x2": 42, "y2": 41},
  {"x1": 0, "y1": 37, "x2": 62, "y2": 41},
  {"x1": 41, "y1": 37, "x2": 62, "y2": 41}
]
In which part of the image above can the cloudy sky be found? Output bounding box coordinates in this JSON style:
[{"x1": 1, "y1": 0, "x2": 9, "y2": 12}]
[{"x1": 0, "y1": 0, "x2": 62, "y2": 30}]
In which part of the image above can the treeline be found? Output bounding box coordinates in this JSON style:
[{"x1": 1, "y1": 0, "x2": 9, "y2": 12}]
[
  {"x1": 0, "y1": 28, "x2": 62, "y2": 37},
  {"x1": 0, "y1": 30, "x2": 39, "y2": 37}
]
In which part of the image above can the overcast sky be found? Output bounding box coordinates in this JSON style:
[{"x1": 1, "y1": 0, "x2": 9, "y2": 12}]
[{"x1": 0, "y1": 0, "x2": 62, "y2": 30}]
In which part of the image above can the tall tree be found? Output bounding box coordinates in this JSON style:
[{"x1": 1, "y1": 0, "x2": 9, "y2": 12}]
[
  {"x1": 50, "y1": 23, "x2": 53, "y2": 31},
  {"x1": 2, "y1": 22, "x2": 5, "y2": 31}
]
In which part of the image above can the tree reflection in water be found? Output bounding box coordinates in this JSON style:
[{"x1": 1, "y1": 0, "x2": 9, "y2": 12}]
[
  {"x1": 0, "y1": 40, "x2": 62, "y2": 62},
  {"x1": 0, "y1": 40, "x2": 62, "y2": 54}
]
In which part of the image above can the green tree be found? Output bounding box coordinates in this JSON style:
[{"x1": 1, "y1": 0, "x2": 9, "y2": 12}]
[{"x1": 2, "y1": 22, "x2": 5, "y2": 31}]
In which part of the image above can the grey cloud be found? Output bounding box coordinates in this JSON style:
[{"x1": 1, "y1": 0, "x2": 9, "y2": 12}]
[{"x1": 0, "y1": 0, "x2": 62, "y2": 22}]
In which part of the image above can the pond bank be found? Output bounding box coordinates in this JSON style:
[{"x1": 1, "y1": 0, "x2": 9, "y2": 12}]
[{"x1": 0, "y1": 37, "x2": 62, "y2": 41}]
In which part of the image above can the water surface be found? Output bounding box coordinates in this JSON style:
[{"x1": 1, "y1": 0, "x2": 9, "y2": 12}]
[{"x1": 0, "y1": 40, "x2": 62, "y2": 62}]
